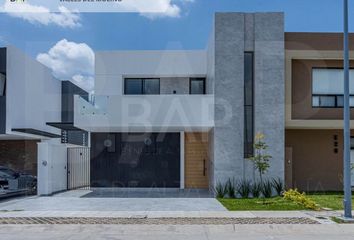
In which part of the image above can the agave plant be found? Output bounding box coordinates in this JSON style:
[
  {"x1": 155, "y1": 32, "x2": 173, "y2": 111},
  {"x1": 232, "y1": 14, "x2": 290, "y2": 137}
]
[
  {"x1": 272, "y1": 177, "x2": 284, "y2": 196},
  {"x1": 226, "y1": 178, "x2": 236, "y2": 198},
  {"x1": 237, "y1": 179, "x2": 251, "y2": 198},
  {"x1": 251, "y1": 182, "x2": 262, "y2": 198},
  {"x1": 261, "y1": 180, "x2": 273, "y2": 198},
  {"x1": 215, "y1": 181, "x2": 228, "y2": 198}
]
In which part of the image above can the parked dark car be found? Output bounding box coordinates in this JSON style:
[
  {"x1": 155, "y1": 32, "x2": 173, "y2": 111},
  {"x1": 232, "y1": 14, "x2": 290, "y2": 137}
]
[{"x1": 0, "y1": 166, "x2": 37, "y2": 194}]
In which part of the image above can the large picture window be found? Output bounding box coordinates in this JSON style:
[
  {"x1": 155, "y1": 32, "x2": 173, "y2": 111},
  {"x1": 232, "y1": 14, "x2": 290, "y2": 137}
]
[
  {"x1": 312, "y1": 68, "x2": 354, "y2": 108},
  {"x1": 124, "y1": 78, "x2": 160, "y2": 95}
]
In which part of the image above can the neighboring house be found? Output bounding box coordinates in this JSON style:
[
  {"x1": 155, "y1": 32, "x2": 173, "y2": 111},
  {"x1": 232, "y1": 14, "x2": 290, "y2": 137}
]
[
  {"x1": 0, "y1": 46, "x2": 87, "y2": 177},
  {"x1": 285, "y1": 33, "x2": 354, "y2": 191}
]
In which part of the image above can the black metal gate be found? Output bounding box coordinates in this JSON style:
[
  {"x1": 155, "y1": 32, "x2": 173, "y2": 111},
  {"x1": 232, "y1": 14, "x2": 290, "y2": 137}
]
[
  {"x1": 90, "y1": 133, "x2": 180, "y2": 188},
  {"x1": 67, "y1": 147, "x2": 90, "y2": 190}
]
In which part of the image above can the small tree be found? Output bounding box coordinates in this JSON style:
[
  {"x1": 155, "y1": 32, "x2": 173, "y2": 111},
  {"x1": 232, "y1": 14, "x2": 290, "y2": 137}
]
[{"x1": 248, "y1": 132, "x2": 272, "y2": 184}]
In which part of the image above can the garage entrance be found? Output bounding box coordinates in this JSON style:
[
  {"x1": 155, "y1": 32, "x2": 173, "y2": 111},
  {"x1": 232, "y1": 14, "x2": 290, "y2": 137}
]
[{"x1": 91, "y1": 133, "x2": 180, "y2": 188}]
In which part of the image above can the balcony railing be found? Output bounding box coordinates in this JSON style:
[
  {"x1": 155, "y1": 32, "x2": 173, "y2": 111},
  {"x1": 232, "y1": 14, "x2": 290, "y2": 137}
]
[{"x1": 74, "y1": 94, "x2": 214, "y2": 132}]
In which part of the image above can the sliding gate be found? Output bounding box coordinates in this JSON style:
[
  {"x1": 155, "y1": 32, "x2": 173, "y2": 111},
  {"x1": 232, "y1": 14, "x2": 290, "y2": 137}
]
[{"x1": 67, "y1": 147, "x2": 90, "y2": 190}]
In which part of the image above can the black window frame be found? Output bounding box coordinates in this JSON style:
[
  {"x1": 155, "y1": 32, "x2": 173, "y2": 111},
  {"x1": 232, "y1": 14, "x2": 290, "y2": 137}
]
[
  {"x1": 189, "y1": 78, "x2": 206, "y2": 95},
  {"x1": 124, "y1": 78, "x2": 160, "y2": 95},
  {"x1": 311, "y1": 67, "x2": 354, "y2": 108},
  {"x1": 244, "y1": 52, "x2": 254, "y2": 158}
]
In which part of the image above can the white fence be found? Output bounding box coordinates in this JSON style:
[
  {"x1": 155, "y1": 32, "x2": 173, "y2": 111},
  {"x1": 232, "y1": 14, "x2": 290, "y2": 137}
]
[
  {"x1": 67, "y1": 147, "x2": 90, "y2": 190},
  {"x1": 37, "y1": 141, "x2": 90, "y2": 196}
]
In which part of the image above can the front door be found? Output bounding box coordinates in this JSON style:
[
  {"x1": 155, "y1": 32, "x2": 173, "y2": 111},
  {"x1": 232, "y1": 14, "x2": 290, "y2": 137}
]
[
  {"x1": 185, "y1": 132, "x2": 209, "y2": 189},
  {"x1": 285, "y1": 147, "x2": 293, "y2": 189}
]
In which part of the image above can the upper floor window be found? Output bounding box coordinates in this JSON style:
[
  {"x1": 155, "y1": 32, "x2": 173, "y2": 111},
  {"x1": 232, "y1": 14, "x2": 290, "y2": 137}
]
[
  {"x1": 312, "y1": 68, "x2": 354, "y2": 108},
  {"x1": 124, "y1": 78, "x2": 160, "y2": 95},
  {"x1": 190, "y1": 78, "x2": 206, "y2": 94}
]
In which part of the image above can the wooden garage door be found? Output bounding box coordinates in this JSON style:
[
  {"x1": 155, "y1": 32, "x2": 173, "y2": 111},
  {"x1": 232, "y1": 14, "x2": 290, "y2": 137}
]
[{"x1": 185, "y1": 132, "x2": 209, "y2": 189}]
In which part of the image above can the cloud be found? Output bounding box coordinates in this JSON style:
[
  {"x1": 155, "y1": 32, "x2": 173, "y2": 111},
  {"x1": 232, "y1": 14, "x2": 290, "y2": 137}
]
[
  {"x1": 138, "y1": 0, "x2": 195, "y2": 19},
  {"x1": 139, "y1": 0, "x2": 180, "y2": 19},
  {"x1": 72, "y1": 74, "x2": 94, "y2": 94},
  {"x1": 1, "y1": 2, "x2": 81, "y2": 28},
  {"x1": 1, "y1": 0, "x2": 195, "y2": 22},
  {"x1": 37, "y1": 39, "x2": 94, "y2": 92}
]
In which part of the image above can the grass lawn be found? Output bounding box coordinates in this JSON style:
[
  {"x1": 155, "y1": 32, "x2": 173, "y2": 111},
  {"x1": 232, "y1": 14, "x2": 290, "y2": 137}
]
[
  {"x1": 218, "y1": 192, "x2": 354, "y2": 211},
  {"x1": 218, "y1": 197, "x2": 307, "y2": 211},
  {"x1": 307, "y1": 192, "x2": 354, "y2": 210}
]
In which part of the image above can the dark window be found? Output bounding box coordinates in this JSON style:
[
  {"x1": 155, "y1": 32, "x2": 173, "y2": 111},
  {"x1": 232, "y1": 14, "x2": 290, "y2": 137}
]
[
  {"x1": 0, "y1": 73, "x2": 5, "y2": 96},
  {"x1": 125, "y1": 79, "x2": 143, "y2": 95},
  {"x1": 312, "y1": 94, "x2": 354, "y2": 108},
  {"x1": 351, "y1": 137, "x2": 354, "y2": 150},
  {"x1": 190, "y1": 78, "x2": 206, "y2": 94},
  {"x1": 144, "y1": 79, "x2": 160, "y2": 95},
  {"x1": 124, "y1": 78, "x2": 160, "y2": 95},
  {"x1": 244, "y1": 52, "x2": 254, "y2": 158}
]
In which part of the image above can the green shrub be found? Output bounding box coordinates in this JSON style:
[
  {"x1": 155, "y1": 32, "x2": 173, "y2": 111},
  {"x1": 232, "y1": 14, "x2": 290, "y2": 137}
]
[
  {"x1": 215, "y1": 182, "x2": 228, "y2": 198},
  {"x1": 237, "y1": 179, "x2": 251, "y2": 198},
  {"x1": 283, "y1": 189, "x2": 320, "y2": 210},
  {"x1": 272, "y1": 178, "x2": 284, "y2": 196},
  {"x1": 226, "y1": 178, "x2": 236, "y2": 198},
  {"x1": 251, "y1": 182, "x2": 262, "y2": 198},
  {"x1": 261, "y1": 180, "x2": 273, "y2": 198}
]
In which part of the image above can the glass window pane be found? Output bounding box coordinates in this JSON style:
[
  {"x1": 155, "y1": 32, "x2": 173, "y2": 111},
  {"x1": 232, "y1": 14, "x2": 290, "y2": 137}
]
[
  {"x1": 244, "y1": 53, "x2": 253, "y2": 106},
  {"x1": 350, "y1": 96, "x2": 354, "y2": 107},
  {"x1": 144, "y1": 79, "x2": 160, "y2": 95},
  {"x1": 125, "y1": 79, "x2": 142, "y2": 95},
  {"x1": 312, "y1": 69, "x2": 343, "y2": 95},
  {"x1": 244, "y1": 106, "x2": 253, "y2": 157},
  {"x1": 319, "y1": 96, "x2": 335, "y2": 107},
  {"x1": 0, "y1": 73, "x2": 5, "y2": 96},
  {"x1": 351, "y1": 137, "x2": 354, "y2": 149},
  {"x1": 337, "y1": 96, "x2": 344, "y2": 107},
  {"x1": 190, "y1": 78, "x2": 205, "y2": 94},
  {"x1": 312, "y1": 69, "x2": 354, "y2": 95},
  {"x1": 312, "y1": 96, "x2": 320, "y2": 107}
]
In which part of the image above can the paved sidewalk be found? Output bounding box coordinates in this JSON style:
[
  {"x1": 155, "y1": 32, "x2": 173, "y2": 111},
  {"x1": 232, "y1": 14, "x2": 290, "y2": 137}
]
[{"x1": 1, "y1": 224, "x2": 354, "y2": 240}]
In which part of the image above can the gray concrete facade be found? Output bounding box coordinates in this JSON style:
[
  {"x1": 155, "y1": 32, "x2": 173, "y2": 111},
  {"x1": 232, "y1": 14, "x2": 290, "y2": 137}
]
[
  {"x1": 253, "y1": 13, "x2": 285, "y2": 181},
  {"x1": 208, "y1": 12, "x2": 285, "y2": 186}
]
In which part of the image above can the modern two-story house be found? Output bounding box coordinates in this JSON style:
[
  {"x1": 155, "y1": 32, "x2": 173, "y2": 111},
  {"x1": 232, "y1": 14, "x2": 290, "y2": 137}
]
[
  {"x1": 1, "y1": 12, "x2": 353, "y2": 195},
  {"x1": 74, "y1": 12, "x2": 285, "y2": 190},
  {"x1": 74, "y1": 12, "x2": 354, "y2": 192}
]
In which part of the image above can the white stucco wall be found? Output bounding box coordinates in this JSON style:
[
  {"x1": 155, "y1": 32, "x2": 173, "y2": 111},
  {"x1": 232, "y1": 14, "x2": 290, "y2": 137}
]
[
  {"x1": 95, "y1": 50, "x2": 207, "y2": 95},
  {"x1": 5, "y1": 46, "x2": 61, "y2": 136}
]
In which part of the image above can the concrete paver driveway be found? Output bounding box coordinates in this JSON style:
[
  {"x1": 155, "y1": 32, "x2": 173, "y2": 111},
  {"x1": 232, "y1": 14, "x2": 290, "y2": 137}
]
[{"x1": 0, "y1": 189, "x2": 226, "y2": 212}]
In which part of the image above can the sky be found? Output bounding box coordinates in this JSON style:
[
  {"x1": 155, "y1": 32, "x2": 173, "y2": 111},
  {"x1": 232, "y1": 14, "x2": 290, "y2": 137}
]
[{"x1": 0, "y1": 0, "x2": 353, "y2": 92}]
